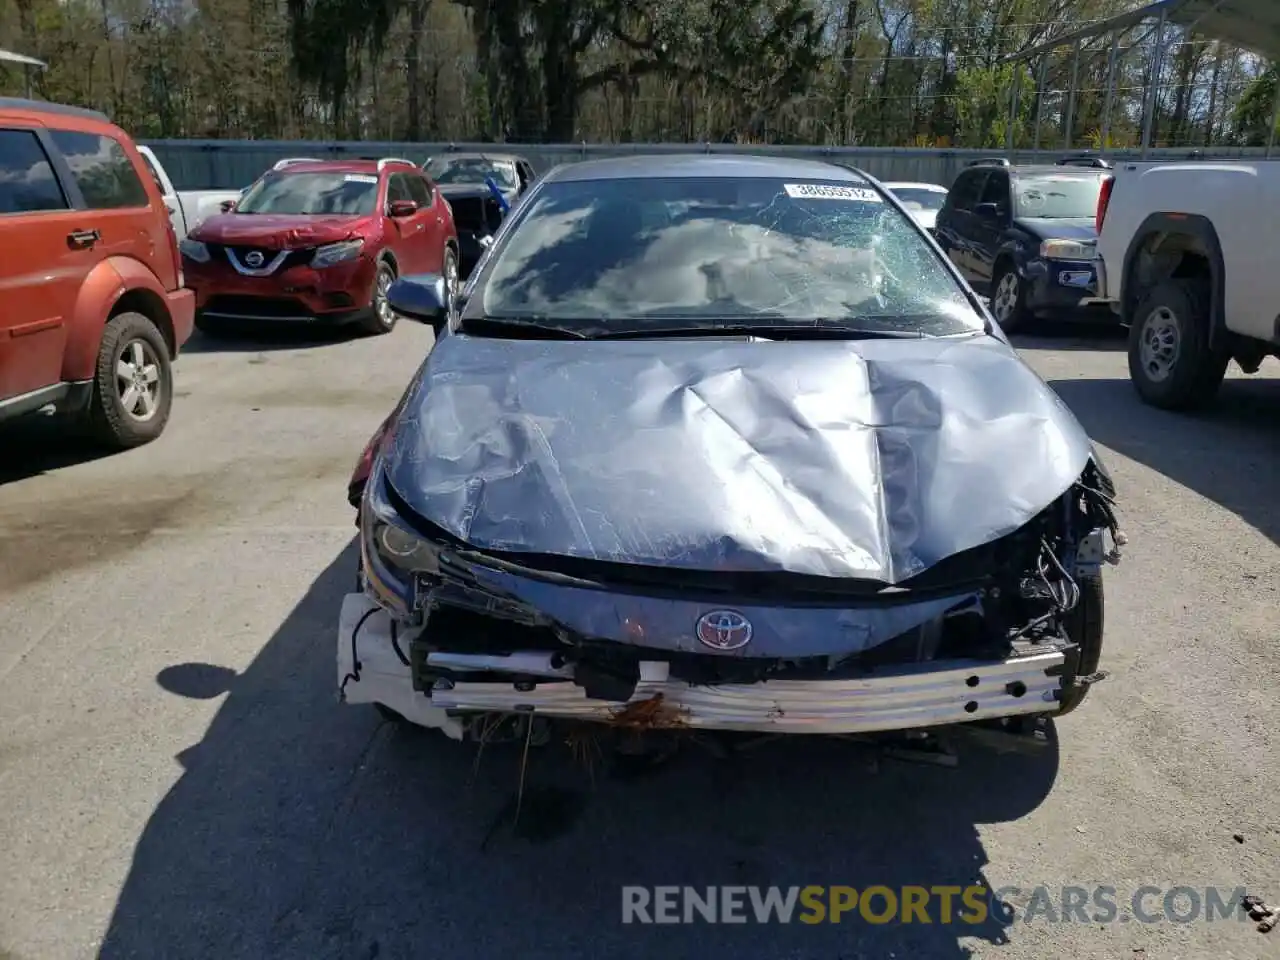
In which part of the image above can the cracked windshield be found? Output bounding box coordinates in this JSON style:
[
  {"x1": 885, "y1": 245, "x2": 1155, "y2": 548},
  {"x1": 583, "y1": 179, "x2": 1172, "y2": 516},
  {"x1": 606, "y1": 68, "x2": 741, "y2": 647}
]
[{"x1": 480, "y1": 176, "x2": 982, "y2": 336}]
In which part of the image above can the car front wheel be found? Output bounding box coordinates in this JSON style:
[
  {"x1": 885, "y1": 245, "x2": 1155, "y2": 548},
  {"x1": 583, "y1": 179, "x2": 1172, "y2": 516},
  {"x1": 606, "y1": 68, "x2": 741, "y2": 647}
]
[
  {"x1": 990, "y1": 264, "x2": 1029, "y2": 333},
  {"x1": 361, "y1": 259, "x2": 399, "y2": 335}
]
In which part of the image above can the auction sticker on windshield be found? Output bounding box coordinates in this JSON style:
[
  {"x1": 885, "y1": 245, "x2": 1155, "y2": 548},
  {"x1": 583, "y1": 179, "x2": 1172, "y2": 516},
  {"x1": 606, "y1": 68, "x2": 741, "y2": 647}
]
[
  {"x1": 345, "y1": 174, "x2": 378, "y2": 184},
  {"x1": 784, "y1": 183, "x2": 883, "y2": 202}
]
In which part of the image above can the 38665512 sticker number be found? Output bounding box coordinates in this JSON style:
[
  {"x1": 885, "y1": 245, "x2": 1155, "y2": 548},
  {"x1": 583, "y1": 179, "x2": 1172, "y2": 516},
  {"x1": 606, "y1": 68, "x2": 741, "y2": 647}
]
[{"x1": 783, "y1": 183, "x2": 883, "y2": 202}]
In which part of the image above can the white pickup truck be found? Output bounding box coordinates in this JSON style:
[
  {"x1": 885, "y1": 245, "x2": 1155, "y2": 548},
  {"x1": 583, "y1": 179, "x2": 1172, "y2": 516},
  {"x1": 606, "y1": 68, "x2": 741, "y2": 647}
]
[
  {"x1": 1094, "y1": 159, "x2": 1280, "y2": 410},
  {"x1": 135, "y1": 144, "x2": 245, "y2": 243}
]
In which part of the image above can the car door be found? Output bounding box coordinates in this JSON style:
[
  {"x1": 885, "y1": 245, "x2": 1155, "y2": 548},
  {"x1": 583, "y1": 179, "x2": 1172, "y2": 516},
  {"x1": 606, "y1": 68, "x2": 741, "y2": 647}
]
[
  {"x1": 970, "y1": 169, "x2": 1011, "y2": 286},
  {"x1": 0, "y1": 126, "x2": 91, "y2": 405},
  {"x1": 404, "y1": 173, "x2": 446, "y2": 271},
  {"x1": 384, "y1": 172, "x2": 433, "y2": 272},
  {"x1": 935, "y1": 168, "x2": 988, "y2": 283}
]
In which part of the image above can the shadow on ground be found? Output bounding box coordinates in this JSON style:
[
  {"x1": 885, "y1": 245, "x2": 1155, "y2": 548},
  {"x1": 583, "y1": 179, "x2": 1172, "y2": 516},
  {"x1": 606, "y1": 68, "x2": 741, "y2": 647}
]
[
  {"x1": 100, "y1": 543, "x2": 1060, "y2": 960},
  {"x1": 180, "y1": 324, "x2": 360, "y2": 354},
  {"x1": 1051, "y1": 375, "x2": 1280, "y2": 545},
  {"x1": 0, "y1": 418, "x2": 115, "y2": 486},
  {"x1": 1011, "y1": 317, "x2": 1127, "y2": 352}
]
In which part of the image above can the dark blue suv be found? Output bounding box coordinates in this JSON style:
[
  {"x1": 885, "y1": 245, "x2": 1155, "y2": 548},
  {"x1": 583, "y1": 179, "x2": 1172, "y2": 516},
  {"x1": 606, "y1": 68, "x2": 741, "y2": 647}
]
[{"x1": 933, "y1": 157, "x2": 1111, "y2": 332}]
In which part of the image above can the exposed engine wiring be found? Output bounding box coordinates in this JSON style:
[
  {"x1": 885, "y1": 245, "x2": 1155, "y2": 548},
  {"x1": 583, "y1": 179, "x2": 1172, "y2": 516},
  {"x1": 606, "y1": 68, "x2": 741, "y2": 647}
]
[
  {"x1": 339, "y1": 607, "x2": 379, "y2": 701},
  {"x1": 390, "y1": 620, "x2": 410, "y2": 667}
]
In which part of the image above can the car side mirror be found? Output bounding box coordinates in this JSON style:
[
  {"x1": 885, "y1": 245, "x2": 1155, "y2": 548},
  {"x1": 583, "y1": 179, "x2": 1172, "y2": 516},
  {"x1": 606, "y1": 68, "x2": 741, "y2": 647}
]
[
  {"x1": 974, "y1": 202, "x2": 1002, "y2": 221},
  {"x1": 389, "y1": 199, "x2": 418, "y2": 218},
  {"x1": 220, "y1": 200, "x2": 236, "y2": 213},
  {"x1": 387, "y1": 274, "x2": 450, "y2": 335}
]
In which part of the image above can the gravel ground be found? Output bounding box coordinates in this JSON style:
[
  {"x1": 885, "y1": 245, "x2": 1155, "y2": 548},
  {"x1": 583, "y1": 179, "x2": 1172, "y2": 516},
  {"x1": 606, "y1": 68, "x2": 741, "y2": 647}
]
[{"x1": 0, "y1": 322, "x2": 1276, "y2": 960}]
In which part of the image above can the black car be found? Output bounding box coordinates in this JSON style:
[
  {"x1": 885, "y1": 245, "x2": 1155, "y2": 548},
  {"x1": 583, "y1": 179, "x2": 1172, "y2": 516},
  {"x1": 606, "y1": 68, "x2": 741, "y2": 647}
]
[
  {"x1": 933, "y1": 157, "x2": 1111, "y2": 332},
  {"x1": 424, "y1": 152, "x2": 538, "y2": 278}
]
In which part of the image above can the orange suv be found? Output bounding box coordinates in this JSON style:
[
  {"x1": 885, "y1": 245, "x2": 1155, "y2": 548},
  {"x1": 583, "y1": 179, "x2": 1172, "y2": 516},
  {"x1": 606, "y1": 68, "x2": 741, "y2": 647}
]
[{"x1": 0, "y1": 97, "x2": 195, "y2": 449}]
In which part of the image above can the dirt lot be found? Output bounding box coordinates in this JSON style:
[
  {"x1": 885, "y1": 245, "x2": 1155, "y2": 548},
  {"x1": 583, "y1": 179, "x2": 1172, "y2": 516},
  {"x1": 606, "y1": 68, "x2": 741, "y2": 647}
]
[{"x1": 0, "y1": 323, "x2": 1276, "y2": 960}]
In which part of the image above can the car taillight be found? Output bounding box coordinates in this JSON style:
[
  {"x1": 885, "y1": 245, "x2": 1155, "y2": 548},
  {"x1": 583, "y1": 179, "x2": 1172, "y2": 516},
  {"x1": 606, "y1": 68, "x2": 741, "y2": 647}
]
[
  {"x1": 162, "y1": 214, "x2": 182, "y2": 289},
  {"x1": 1096, "y1": 175, "x2": 1115, "y2": 235}
]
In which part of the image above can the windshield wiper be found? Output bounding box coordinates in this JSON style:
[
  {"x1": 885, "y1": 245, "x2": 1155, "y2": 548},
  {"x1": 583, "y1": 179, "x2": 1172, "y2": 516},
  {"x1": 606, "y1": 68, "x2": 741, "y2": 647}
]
[
  {"x1": 588, "y1": 322, "x2": 928, "y2": 341},
  {"x1": 460, "y1": 315, "x2": 589, "y2": 339}
]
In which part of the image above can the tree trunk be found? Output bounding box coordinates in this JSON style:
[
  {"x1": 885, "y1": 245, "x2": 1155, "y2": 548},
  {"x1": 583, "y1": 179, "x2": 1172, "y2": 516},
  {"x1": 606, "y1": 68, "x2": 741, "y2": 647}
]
[{"x1": 405, "y1": 0, "x2": 428, "y2": 139}]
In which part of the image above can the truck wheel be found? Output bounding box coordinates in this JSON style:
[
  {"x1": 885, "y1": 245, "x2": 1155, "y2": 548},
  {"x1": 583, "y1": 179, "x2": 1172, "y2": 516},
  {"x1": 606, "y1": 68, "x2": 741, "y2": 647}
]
[
  {"x1": 86, "y1": 311, "x2": 174, "y2": 450},
  {"x1": 1127, "y1": 279, "x2": 1228, "y2": 410},
  {"x1": 361, "y1": 259, "x2": 399, "y2": 335},
  {"x1": 990, "y1": 263, "x2": 1030, "y2": 333},
  {"x1": 1057, "y1": 571, "x2": 1104, "y2": 716}
]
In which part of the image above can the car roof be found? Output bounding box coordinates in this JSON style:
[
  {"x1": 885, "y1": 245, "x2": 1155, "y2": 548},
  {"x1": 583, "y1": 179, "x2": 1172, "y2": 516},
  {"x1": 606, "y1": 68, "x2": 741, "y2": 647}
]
[
  {"x1": 542, "y1": 154, "x2": 869, "y2": 184},
  {"x1": 963, "y1": 164, "x2": 1106, "y2": 179},
  {"x1": 269, "y1": 160, "x2": 406, "y2": 176},
  {"x1": 430, "y1": 152, "x2": 523, "y2": 164},
  {"x1": 0, "y1": 97, "x2": 123, "y2": 135}
]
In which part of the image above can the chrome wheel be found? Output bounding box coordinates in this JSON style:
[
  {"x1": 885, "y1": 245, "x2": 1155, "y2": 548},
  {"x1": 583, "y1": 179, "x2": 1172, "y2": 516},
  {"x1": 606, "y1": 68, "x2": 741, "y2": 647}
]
[
  {"x1": 991, "y1": 270, "x2": 1019, "y2": 323},
  {"x1": 444, "y1": 252, "x2": 459, "y2": 304},
  {"x1": 374, "y1": 266, "x2": 396, "y2": 327},
  {"x1": 1138, "y1": 306, "x2": 1180, "y2": 383},
  {"x1": 115, "y1": 339, "x2": 162, "y2": 422}
]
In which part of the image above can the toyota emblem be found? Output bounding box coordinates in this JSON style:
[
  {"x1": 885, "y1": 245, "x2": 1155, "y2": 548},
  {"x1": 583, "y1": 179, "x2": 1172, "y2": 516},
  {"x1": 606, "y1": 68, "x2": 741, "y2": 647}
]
[
  {"x1": 695, "y1": 610, "x2": 753, "y2": 651},
  {"x1": 244, "y1": 250, "x2": 265, "y2": 267}
]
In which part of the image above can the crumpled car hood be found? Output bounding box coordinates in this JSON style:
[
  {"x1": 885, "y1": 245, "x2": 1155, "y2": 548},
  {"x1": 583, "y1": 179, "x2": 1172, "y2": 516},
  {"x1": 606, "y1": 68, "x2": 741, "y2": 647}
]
[{"x1": 382, "y1": 332, "x2": 1093, "y2": 584}]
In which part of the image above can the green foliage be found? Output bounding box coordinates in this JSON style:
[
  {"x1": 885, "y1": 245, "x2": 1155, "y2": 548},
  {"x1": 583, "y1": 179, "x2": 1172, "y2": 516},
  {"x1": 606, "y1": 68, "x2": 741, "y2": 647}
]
[{"x1": 1232, "y1": 66, "x2": 1279, "y2": 146}]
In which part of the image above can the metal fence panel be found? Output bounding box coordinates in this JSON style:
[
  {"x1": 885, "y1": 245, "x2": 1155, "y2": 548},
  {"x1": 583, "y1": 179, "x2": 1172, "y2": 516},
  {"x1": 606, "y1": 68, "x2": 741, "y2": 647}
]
[{"x1": 141, "y1": 139, "x2": 1280, "y2": 191}]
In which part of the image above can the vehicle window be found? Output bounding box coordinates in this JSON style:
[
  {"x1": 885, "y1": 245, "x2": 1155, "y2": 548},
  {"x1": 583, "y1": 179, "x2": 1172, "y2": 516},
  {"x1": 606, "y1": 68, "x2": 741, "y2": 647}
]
[
  {"x1": 387, "y1": 174, "x2": 412, "y2": 205},
  {"x1": 48, "y1": 130, "x2": 149, "y2": 209},
  {"x1": 425, "y1": 157, "x2": 520, "y2": 189},
  {"x1": 979, "y1": 172, "x2": 1009, "y2": 209},
  {"x1": 890, "y1": 188, "x2": 946, "y2": 213},
  {"x1": 236, "y1": 171, "x2": 379, "y2": 216},
  {"x1": 405, "y1": 175, "x2": 431, "y2": 206},
  {"x1": 480, "y1": 176, "x2": 981, "y2": 336},
  {"x1": 138, "y1": 151, "x2": 167, "y2": 195},
  {"x1": 947, "y1": 171, "x2": 986, "y2": 212},
  {"x1": 0, "y1": 129, "x2": 68, "y2": 214},
  {"x1": 1014, "y1": 175, "x2": 1105, "y2": 219}
]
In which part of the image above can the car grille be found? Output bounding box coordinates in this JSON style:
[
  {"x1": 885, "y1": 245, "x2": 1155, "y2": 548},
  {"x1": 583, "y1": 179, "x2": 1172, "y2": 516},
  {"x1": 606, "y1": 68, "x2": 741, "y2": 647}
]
[
  {"x1": 201, "y1": 294, "x2": 315, "y2": 321},
  {"x1": 449, "y1": 196, "x2": 504, "y2": 234},
  {"x1": 209, "y1": 244, "x2": 315, "y2": 271}
]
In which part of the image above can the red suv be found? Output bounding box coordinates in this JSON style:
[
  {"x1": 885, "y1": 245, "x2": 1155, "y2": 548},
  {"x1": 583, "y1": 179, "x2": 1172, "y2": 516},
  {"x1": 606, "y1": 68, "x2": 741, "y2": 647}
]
[
  {"x1": 0, "y1": 97, "x2": 194, "y2": 449},
  {"x1": 182, "y1": 158, "x2": 459, "y2": 336}
]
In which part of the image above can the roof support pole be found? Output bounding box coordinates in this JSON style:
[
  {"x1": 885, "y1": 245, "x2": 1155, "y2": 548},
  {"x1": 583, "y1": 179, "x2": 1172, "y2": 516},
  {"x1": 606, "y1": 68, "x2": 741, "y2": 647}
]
[
  {"x1": 1064, "y1": 38, "x2": 1082, "y2": 149},
  {"x1": 1267, "y1": 62, "x2": 1280, "y2": 158},
  {"x1": 1141, "y1": 6, "x2": 1168, "y2": 158},
  {"x1": 1100, "y1": 33, "x2": 1120, "y2": 156},
  {"x1": 1033, "y1": 55, "x2": 1049, "y2": 152},
  {"x1": 1007, "y1": 64, "x2": 1021, "y2": 151}
]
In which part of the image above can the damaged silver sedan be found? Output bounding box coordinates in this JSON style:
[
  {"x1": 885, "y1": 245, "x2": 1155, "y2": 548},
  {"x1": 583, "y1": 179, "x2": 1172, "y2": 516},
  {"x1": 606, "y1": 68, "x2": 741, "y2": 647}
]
[{"x1": 339, "y1": 154, "x2": 1122, "y2": 745}]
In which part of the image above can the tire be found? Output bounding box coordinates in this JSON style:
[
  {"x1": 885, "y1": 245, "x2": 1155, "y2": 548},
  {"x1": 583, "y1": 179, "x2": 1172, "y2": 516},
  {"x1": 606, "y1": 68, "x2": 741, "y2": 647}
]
[
  {"x1": 1127, "y1": 279, "x2": 1228, "y2": 411},
  {"x1": 434, "y1": 247, "x2": 459, "y2": 340},
  {"x1": 86, "y1": 311, "x2": 174, "y2": 450},
  {"x1": 360, "y1": 259, "x2": 399, "y2": 335},
  {"x1": 990, "y1": 263, "x2": 1030, "y2": 333},
  {"x1": 1057, "y1": 571, "x2": 1104, "y2": 715}
]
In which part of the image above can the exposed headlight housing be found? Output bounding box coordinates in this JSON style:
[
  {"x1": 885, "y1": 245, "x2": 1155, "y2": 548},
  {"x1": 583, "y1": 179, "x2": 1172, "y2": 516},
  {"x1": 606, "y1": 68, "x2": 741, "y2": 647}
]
[
  {"x1": 1040, "y1": 239, "x2": 1095, "y2": 261},
  {"x1": 313, "y1": 238, "x2": 365, "y2": 267},
  {"x1": 370, "y1": 519, "x2": 440, "y2": 575},
  {"x1": 179, "y1": 238, "x2": 211, "y2": 263}
]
